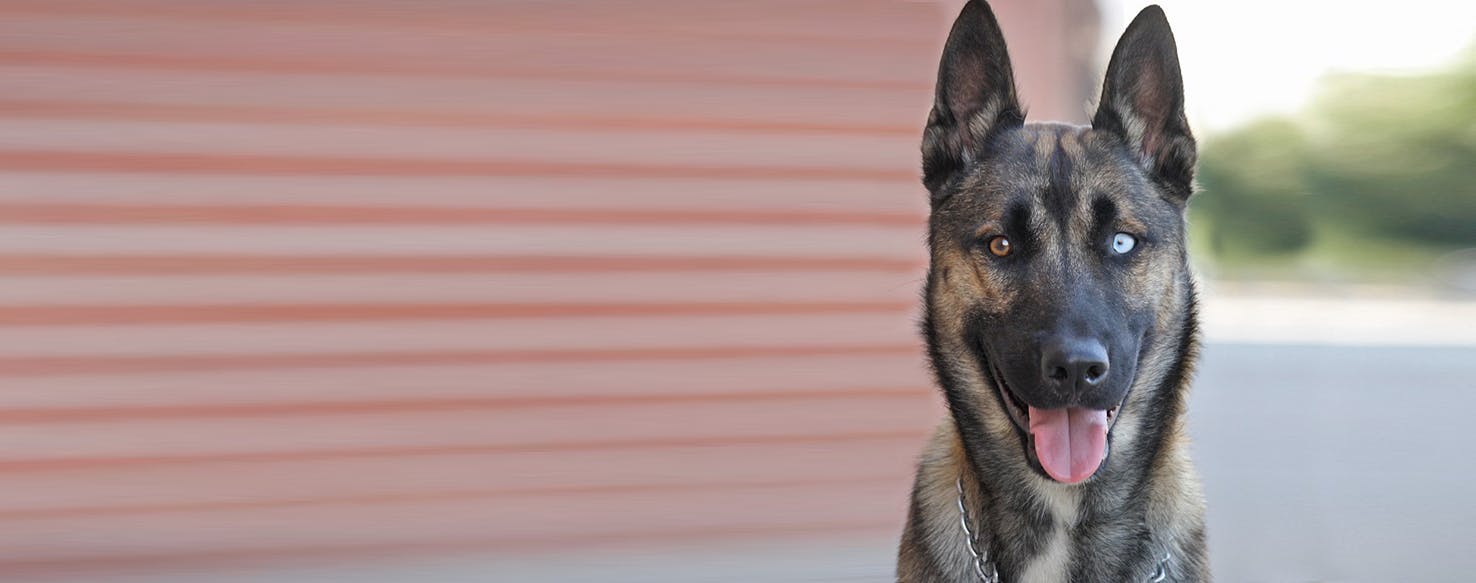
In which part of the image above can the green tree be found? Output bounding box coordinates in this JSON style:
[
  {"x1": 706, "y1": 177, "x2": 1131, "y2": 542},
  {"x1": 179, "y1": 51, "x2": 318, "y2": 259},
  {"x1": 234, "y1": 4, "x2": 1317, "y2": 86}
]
[
  {"x1": 1193, "y1": 49, "x2": 1476, "y2": 272},
  {"x1": 1194, "y1": 118, "x2": 1314, "y2": 258},
  {"x1": 1304, "y1": 53, "x2": 1476, "y2": 246}
]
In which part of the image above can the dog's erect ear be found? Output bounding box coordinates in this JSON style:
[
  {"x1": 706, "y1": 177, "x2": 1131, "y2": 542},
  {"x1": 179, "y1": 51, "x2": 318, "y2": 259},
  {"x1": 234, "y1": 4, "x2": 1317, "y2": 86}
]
[
  {"x1": 922, "y1": 0, "x2": 1023, "y2": 197},
  {"x1": 1093, "y1": 5, "x2": 1196, "y2": 202}
]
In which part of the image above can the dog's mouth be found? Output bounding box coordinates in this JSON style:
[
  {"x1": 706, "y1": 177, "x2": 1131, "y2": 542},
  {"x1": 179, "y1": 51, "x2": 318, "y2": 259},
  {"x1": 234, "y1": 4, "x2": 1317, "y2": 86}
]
[{"x1": 986, "y1": 361, "x2": 1124, "y2": 485}]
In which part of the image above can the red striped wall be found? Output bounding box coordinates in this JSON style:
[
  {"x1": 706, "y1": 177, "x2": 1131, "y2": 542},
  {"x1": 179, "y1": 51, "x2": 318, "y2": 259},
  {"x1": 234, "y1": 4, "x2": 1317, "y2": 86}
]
[{"x1": 0, "y1": 0, "x2": 1090, "y2": 577}]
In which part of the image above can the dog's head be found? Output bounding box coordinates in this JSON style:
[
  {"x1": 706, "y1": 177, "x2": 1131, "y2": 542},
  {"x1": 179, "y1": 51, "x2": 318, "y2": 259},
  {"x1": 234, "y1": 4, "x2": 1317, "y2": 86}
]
[{"x1": 922, "y1": 2, "x2": 1197, "y2": 485}]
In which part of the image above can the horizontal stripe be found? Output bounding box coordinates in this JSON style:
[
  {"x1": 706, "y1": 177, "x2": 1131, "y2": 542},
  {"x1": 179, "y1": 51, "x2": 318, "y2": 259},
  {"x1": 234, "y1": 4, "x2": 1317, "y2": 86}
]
[
  {"x1": 0, "y1": 478, "x2": 909, "y2": 564},
  {"x1": 0, "y1": 203, "x2": 921, "y2": 226},
  {"x1": 0, "y1": 353, "x2": 928, "y2": 409},
  {"x1": 0, "y1": 271, "x2": 923, "y2": 306},
  {"x1": 0, "y1": 1, "x2": 936, "y2": 47},
  {"x1": 0, "y1": 49, "x2": 931, "y2": 91},
  {"x1": 0, "y1": 312, "x2": 917, "y2": 358},
  {"x1": 0, "y1": 344, "x2": 917, "y2": 376},
  {"x1": 0, "y1": 479, "x2": 908, "y2": 563},
  {"x1": 0, "y1": 173, "x2": 929, "y2": 213},
  {"x1": 0, "y1": 99, "x2": 918, "y2": 136},
  {"x1": 0, "y1": 520, "x2": 894, "y2": 577},
  {"x1": 0, "y1": 16, "x2": 935, "y2": 94},
  {"x1": 0, "y1": 436, "x2": 922, "y2": 516},
  {"x1": 0, "y1": 301, "x2": 911, "y2": 325},
  {"x1": 0, "y1": 474, "x2": 900, "y2": 521},
  {"x1": 0, "y1": 395, "x2": 933, "y2": 463},
  {"x1": 0, "y1": 68, "x2": 925, "y2": 133},
  {"x1": 0, "y1": 119, "x2": 914, "y2": 173},
  {"x1": 0, "y1": 254, "x2": 923, "y2": 275},
  {"x1": 0, "y1": 386, "x2": 925, "y2": 423},
  {"x1": 0, "y1": 150, "x2": 916, "y2": 181},
  {"x1": 0, "y1": 430, "x2": 921, "y2": 473},
  {"x1": 0, "y1": 224, "x2": 922, "y2": 258}
]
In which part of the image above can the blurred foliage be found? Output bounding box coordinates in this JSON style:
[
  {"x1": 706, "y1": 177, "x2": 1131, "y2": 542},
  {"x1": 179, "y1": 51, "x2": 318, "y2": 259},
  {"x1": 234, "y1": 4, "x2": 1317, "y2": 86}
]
[
  {"x1": 1192, "y1": 49, "x2": 1476, "y2": 280},
  {"x1": 1194, "y1": 118, "x2": 1314, "y2": 258}
]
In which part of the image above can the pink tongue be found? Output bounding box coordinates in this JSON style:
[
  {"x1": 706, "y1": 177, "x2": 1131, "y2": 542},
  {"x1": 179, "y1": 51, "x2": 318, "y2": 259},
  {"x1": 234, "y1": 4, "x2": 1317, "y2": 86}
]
[{"x1": 1028, "y1": 406, "x2": 1109, "y2": 484}]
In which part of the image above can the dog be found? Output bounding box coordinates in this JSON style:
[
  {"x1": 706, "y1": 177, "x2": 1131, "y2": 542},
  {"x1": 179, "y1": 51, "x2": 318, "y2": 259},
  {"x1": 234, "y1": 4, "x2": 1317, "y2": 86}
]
[{"x1": 895, "y1": 2, "x2": 1209, "y2": 581}]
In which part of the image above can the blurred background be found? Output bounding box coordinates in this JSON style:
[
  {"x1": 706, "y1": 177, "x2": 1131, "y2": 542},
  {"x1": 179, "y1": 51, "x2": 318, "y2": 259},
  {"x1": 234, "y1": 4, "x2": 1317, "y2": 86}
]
[{"x1": 0, "y1": 0, "x2": 1471, "y2": 581}]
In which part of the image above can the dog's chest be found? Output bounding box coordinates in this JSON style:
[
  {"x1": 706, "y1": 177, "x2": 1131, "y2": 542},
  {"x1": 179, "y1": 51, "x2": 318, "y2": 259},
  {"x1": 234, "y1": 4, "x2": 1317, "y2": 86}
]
[
  {"x1": 1013, "y1": 484, "x2": 1080, "y2": 582},
  {"x1": 1015, "y1": 528, "x2": 1073, "y2": 583}
]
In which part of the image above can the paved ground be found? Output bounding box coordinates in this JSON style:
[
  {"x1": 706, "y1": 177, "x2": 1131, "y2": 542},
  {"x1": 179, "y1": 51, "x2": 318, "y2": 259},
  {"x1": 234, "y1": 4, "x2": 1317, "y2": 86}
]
[
  {"x1": 38, "y1": 341, "x2": 1470, "y2": 583},
  {"x1": 1192, "y1": 342, "x2": 1476, "y2": 583}
]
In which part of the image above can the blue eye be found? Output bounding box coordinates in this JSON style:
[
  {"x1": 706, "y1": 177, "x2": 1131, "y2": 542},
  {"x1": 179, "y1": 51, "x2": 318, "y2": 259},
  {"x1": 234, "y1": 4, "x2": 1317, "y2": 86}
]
[{"x1": 1111, "y1": 233, "x2": 1137, "y2": 254}]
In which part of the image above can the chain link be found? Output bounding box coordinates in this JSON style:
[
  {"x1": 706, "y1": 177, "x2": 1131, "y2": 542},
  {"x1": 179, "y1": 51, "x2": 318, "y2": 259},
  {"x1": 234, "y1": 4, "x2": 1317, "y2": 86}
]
[
  {"x1": 1147, "y1": 552, "x2": 1172, "y2": 582},
  {"x1": 955, "y1": 478, "x2": 1000, "y2": 583},
  {"x1": 954, "y1": 476, "x2": 1172, "y2": 583}
]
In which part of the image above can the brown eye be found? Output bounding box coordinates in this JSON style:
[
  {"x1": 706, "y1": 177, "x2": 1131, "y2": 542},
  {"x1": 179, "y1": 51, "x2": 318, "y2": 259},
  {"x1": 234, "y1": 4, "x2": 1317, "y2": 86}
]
[{"x1": 986, "y1": 235, "x2": 1012, "y2": 257}]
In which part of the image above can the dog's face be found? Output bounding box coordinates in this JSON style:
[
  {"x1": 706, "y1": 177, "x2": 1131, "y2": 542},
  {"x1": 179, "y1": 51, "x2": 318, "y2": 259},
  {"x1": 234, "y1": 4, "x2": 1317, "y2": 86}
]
[{"x1": 922, "y1": 2, "x2": 1196, "y2": 485}]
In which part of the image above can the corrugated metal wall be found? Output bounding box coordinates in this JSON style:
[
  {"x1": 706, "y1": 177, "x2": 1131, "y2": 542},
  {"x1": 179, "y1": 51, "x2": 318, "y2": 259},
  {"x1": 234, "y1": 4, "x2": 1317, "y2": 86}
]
[{"x1": 0, "y1": 1, "x2": 1084, "y2": 578}]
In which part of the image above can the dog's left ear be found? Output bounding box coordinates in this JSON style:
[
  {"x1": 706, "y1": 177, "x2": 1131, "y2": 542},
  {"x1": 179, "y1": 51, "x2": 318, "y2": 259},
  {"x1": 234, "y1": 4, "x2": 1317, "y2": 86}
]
[{"x1": 1093, "y1": 5, "x2": 1196, "y2": 202}]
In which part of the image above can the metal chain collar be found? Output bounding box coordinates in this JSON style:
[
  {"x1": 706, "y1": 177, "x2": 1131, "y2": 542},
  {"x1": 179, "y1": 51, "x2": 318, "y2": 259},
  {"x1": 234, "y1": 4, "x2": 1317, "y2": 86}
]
[{"x1": 954, "y1": 477, "x2": 1172, "y2": 583}]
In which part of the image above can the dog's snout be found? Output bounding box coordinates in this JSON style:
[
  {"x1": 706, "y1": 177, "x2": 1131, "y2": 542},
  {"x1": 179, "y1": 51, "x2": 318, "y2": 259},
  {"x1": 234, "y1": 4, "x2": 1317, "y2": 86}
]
[{"x1": 1040, "y1": 338, "x2": 1110, "y2": 394}]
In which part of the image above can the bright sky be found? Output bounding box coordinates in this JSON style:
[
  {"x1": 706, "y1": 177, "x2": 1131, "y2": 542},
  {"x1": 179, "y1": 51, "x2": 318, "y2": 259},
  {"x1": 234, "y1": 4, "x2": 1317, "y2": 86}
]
[{"x1": 1098, "y1": 0, "x2": 1476, "y2": 131}]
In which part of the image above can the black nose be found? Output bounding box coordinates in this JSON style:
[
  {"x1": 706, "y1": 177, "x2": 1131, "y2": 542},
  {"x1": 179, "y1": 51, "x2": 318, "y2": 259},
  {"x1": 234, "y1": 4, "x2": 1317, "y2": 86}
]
[{"x1": 1040, "y1": 338, "x2": 1110, "y2": 394}]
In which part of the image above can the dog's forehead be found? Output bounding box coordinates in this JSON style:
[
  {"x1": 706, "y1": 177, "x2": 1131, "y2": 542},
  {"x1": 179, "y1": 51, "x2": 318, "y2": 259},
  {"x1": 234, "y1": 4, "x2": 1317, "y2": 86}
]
[{"x1": 947, "y1": 123, "x2": 1149, "y2": 225}]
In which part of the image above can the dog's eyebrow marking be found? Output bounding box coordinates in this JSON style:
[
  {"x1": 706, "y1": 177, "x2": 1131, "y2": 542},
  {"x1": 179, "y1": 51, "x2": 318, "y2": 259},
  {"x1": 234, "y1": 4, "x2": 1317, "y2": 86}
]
[
  {"x1": 1005, "y1": 200, "x2": 1036, "y2": 253},
  {"x1": 1091, "y1": 195, "x2": 1118, "y2": 234},
  {"x1": 1093, "y1": 193, "x2": 1149, "y2": 236},
  {"x1": 971, "y1": 221, "x2": 1005, "y2": 240}
]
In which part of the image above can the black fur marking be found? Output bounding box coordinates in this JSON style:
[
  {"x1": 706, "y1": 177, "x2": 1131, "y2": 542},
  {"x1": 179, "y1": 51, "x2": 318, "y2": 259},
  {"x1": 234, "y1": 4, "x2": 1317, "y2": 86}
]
[
  {"x1": 1092, "y1": 195, "x2": 1122, "y2": 266},
  {"x1": 1044, "y1": 139, "x2": 1077, "y2": 225},
  {"x1": 1002, "y1": 202, "x2": 1037, "y2": 262},
  {"x1": 1092, "y1": 196, "x2": 1118, "y2": 238}
]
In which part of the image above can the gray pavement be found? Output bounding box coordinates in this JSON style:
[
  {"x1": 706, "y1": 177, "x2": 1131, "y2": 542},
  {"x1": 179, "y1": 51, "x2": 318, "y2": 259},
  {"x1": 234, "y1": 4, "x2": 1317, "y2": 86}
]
[{"x1": 1192, "y1": 342, "x2": 1476, "y2": 582}]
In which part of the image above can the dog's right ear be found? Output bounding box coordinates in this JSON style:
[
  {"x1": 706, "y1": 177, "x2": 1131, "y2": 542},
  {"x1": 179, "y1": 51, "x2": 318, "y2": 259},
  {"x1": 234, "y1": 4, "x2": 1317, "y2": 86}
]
[{"x1": 922, "y1": 0, "x2": 1024, "y2": 198}]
